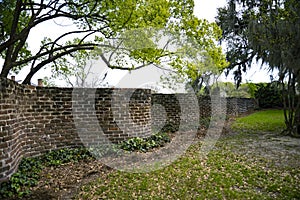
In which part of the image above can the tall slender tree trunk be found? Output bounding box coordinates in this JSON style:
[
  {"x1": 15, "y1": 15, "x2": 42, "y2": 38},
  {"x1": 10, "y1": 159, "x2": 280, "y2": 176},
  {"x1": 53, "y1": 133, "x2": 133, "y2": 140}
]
[
  {"x1": 295, "y1": 81, "x2": 300, "y2": 136},
  {"x1": 295, "y1": 106, "x2": 300, "y2": 136}
]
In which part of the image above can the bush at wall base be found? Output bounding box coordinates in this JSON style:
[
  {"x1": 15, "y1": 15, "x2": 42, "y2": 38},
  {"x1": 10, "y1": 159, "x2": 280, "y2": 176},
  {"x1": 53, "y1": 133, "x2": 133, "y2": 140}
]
[{"x1": 118, "y1": 132, "x2": 171, "y2": 152}]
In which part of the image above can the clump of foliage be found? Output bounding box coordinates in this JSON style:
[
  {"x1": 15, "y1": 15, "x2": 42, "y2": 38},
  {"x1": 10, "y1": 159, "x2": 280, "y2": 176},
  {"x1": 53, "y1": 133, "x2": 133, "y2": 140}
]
[
  {"x1": 119, "y1": 132, "x2": 171, "y2": 152},
  {"x1": 0, "y1": 147, "x2": 93, "y2": 198},
  {"x1": 161, "y1": 124, "x2": 179, "y2": 133},
  {"x1": 208, "y1": 82, "x2": 255, "y2": 98},
  {"x1": 254, "y1": 82, "x2": 282, "y2": 108},
  {"x1": 41, "y1": 147, "x2": 93, "y2": 166},
  {"x1": 0, "y1": 158, "x2": 43, "y2": 198},
  {"x1": 199, "y1": 117, "x2": 211, "y2": 129}
]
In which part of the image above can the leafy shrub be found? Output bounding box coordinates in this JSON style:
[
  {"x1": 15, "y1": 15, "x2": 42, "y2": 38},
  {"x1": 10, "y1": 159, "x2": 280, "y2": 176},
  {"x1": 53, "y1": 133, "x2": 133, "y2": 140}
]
[
  {"x1": 254, "y1": 82, "x2": 282, "y2": 108},
  {"x1": 119, "y1": 132, "x2": 171, "y2": 152},
  {"x1": 147, "y1": 132, "x2": 170, "y2": 145},
  {"x1": 161, "y1": 124, "x2": 178, "y2": 133},
  {"x1": 199, "y1": 117, "x2": 211, "y2": 129},
  {"x1": 41, "y1": 147, "x2": 92, "y2": 166},
  {"x1": 0, "y1": 158, "x2": 43, "y2": 197}
]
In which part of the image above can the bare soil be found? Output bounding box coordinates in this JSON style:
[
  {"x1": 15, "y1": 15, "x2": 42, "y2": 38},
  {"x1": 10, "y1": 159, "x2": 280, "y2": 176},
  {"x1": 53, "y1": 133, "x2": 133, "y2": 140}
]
[
  {"x1": 221, "y1": 131, "x2": 300, "y2": 168},
  {"x1": 14, "y1": 160, "x2": 111, "y2": 200}
]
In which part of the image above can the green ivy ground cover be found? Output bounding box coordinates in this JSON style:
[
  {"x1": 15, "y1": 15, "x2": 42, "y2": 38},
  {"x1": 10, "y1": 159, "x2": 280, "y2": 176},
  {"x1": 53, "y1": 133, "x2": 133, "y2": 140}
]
[{"x1": 0, "y1": 132, "x2": 171, "y2": 198}]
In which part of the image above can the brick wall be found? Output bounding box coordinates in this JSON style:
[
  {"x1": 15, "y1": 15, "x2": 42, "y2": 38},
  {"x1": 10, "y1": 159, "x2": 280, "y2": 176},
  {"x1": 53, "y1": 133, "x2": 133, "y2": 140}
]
[
  {"x1": 0, "y1": 78, "x2": 256, "y2": 181},
  {"x1": 152, "y1": 94, "x2": 257, "y2": 132},
  {"x1": 0, "y1": 78, "x2": 152, "y2": 181},
  {"x1": 151, "y1": 93, "x2": 200, "y2": 132}
]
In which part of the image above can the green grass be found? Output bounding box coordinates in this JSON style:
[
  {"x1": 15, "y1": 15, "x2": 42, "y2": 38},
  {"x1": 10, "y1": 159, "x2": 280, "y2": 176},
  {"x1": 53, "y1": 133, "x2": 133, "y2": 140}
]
[
  {"x1": 231, "y1": 109, "x2": 285, "y2": 132},
  {"x1": 5, "y1": 109, "x2": 295, "y2": 199},
  {"x1": 76, "y1": 144, "x2": 300, "y2": 199},
  {"x1": 75, "y1": 109, "x2": 300, "y2": 199}
]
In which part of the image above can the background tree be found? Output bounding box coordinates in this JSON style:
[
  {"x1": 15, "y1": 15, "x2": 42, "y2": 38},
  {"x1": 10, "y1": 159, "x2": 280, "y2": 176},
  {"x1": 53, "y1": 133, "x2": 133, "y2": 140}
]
[
  {"x1": 210, "y1": 82, "x2": 253, "y2": 98},
  {"x1": 161, "y1": 42, "x2": 228, "y2": 95},
  {"x1": 254, "y1": 82, "x2": 282, "y2": 109},
  {"x1": 217, "y1": 0, "x2": 300, "y2": 136},
  {"x1": 44, "y1": 49, "x2": 110, "y2": 87},
  {"x1": 0, "y1": 0, "x2": 227, "y2": 87}
]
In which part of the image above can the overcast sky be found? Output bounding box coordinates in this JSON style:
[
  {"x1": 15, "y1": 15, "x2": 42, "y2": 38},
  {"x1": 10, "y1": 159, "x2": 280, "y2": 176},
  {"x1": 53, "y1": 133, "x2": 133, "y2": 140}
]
[{"x1": 194, "y1": 0, "x2": 227, "y2": 22}]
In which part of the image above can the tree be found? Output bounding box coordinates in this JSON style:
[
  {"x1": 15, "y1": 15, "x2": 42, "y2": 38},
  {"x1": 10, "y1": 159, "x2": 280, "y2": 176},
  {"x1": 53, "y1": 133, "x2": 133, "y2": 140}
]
[
  {"x1": 0, "y1": 0, "x2": 169, "y2": 83},
  {"x1": 0, "y1": 0, "x2": 227, "y2": 86},
  {"x1": 210, "y1": 82, "x2": 254, "y2": 98},
  {"x1": 44, "y1": 49, "x2": 109, "y2": 87},
  {"x1": 160, "y1": 40, "x2": 228, "y2": 95},
  {"x1": 216, "y1": 0, "x2": 300, "y2": 136}
]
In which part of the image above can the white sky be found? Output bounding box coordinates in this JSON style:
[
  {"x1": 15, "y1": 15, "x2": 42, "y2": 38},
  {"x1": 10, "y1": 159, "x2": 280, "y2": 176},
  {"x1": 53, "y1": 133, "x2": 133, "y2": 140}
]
[{"x1": 1, "y1": 0, "x2": 273, "y2": 86}]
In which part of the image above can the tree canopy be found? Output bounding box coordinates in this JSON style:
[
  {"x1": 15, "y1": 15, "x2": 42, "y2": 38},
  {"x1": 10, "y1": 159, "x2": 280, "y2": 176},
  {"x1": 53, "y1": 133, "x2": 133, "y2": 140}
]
[
  {"x1": 0, "y1": 0, "x2": 227, "y2": 85},
  {"x1": 217, "y1": 0, "x2": 300, "y2": 136},
  {"x1": 216, "y1": 0, "x2": 300, "y2": 85}
]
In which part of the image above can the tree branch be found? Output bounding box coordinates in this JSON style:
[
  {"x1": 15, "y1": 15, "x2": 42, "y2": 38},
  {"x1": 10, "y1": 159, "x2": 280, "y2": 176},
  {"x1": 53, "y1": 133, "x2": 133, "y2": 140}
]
[
  {"x1": 0, "y1": 1, "x2": 109, "y2": 53},
  {"x1": 22, "y1": 45, "x2": 95, "y2": 84},
  {"x1": 14, "y1": 42, "x2": 111, "y2": 67}
]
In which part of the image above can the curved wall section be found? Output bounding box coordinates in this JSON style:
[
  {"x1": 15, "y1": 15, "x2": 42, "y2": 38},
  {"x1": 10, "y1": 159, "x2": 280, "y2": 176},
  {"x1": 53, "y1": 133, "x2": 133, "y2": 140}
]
[{"x1": 0, "y1": 78, "x2": 152, "y2": 181}]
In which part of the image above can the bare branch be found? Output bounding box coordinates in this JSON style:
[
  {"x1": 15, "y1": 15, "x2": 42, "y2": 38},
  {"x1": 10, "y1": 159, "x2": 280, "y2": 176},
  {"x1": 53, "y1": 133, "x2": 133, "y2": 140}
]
[{"x1": 108, "y1": 40, "x2": 124, "y2": 63}]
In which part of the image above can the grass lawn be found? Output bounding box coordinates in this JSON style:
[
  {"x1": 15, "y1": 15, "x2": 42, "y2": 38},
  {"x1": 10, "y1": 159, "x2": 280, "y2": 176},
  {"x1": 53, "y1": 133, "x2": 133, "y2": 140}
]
[
  {"x1": 231, "y1": 109, "x2": 285, "y2": 132},
  {"x1": 76, "y1": 109, "x2": 300, "y2": 200}
]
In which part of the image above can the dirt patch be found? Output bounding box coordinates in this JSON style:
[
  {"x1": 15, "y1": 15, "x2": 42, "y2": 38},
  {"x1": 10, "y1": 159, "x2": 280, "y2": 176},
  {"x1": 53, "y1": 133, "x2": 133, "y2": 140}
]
[
  {"x1": 216, "y1": 114, "x2": 300, "y2": 168},
  {"x1": 221, "y1": 131, "x2": 300, "y2": 168},
  {"x1": 11, "y1": 160, "x2": 112, "y2": 200}
]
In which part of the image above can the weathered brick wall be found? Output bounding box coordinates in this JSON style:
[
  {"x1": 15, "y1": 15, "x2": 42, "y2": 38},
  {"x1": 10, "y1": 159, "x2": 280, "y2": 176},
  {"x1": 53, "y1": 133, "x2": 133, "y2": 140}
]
[
  {"x1": 0, "y1": 77, "x2": 256, "y2": 181},
  {"x1": 151, "y1": 93, "x2": 200, "y2": 132},
  {"x1": 0, "y1": 78, "x2": 151, "y2": 181},
  {"x1": 151, "y1": 94, "x2": 257, "y2": 132}
]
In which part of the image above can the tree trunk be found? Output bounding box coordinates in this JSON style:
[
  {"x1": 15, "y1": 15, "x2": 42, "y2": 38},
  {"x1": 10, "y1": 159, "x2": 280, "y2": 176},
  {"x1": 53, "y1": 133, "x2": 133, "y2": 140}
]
[
  {"x1": 295, "y1": 107, "x2": 300, "y2": 136},
  {"x1": 293, "y1": 91, "x2": 300, "y2": 137},
  {"x1": 0, "y1": 65, "x2": 11, "y2": 78},
  {"x1": 22, "y1": 71, "x2": 35, "y2": 84}
]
